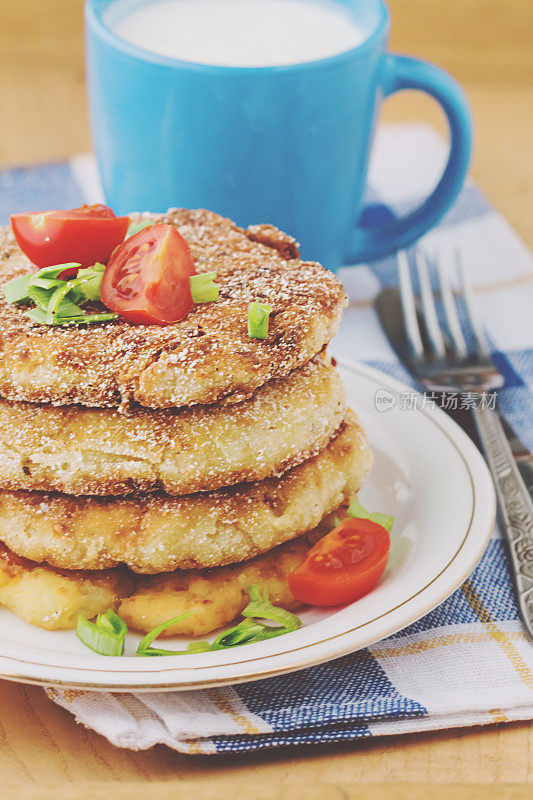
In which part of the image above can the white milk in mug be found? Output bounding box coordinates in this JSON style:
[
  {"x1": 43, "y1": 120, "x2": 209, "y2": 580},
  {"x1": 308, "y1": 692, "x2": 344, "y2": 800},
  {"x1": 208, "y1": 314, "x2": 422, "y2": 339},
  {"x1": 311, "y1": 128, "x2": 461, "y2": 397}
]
[{"x1": 106, "y1": 0, "x2": 365, "y2": 67}]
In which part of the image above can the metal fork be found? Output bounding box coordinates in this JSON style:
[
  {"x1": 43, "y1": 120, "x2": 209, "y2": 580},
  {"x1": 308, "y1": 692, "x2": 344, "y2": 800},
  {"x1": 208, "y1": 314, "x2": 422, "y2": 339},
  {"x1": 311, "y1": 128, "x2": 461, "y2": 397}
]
[{"x1": 397, "y1": 248, "x2": 533, "y2": 639}]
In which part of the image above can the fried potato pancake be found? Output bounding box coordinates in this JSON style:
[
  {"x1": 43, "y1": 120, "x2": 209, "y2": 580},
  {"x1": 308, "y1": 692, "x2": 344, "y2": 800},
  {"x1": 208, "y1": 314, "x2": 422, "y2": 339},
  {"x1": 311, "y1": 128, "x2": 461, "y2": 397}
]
[
  {"x1": 0, "y1": 544, "x2": 133, "y2": 630},
  {"x1": 0, "y1": 355, "x2": 345, "y2": 496},
  {"x1": 0, "y1": 412, "x2": 372, "y2": 573},
  {"x1": 0, "y1": 209, "x2": 346, "y2": 410},
  {"x1": 0, "y1": 534, "x2": 319, "y2": 635}
]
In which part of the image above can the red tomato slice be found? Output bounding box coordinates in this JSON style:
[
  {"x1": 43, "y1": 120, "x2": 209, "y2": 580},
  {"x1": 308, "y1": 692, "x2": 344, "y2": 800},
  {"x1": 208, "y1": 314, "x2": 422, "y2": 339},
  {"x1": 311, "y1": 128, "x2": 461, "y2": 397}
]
[
  {"x1": 100, "y1": 223, "x2": 196, "y2": 325},
  {"x1": 10, "y1": 205, "x2": 129, "y2": 269},
  {"x1": 288, "y1": 517, "x2": 391, "y2": 606}
]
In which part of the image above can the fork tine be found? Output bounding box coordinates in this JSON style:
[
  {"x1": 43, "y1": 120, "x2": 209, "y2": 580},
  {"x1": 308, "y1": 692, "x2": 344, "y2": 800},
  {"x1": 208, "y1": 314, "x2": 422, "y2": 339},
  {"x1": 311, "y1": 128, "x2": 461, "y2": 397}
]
[
  {"x1": 398, "y1": 250, "x2": 424, "y2": 358},
  {"x1": 436, "y1": 250, "x2": 468, "y2": 359},
  {"x1": 456, "y1": 249, "x2": 491, "y2": 359},
  {"x1": 415, "y1": 250, "x2": 446, "y2": 358}
]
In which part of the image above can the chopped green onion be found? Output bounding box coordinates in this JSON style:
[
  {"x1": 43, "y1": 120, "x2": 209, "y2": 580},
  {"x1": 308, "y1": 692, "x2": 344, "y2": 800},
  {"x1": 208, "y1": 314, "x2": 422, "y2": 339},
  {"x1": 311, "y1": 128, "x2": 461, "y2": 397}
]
[
  {"x1": 25, "y1": 307, "x2": 49, "y2": 325},
  {"x1": 5, "y1": 261, "x2": 116, "y2": 327},
  {"x1": 54, "y1": 298, "x2": 85, "y2": 318},
  {"x1": 183, "y1": 641, "x2": 212, "y2": 654},
  {"x1": 77, "y1": 588, "x2": 302, "y2": 659},
  {"x1": 210, "y1": 620, "x2": 268, "y2": 650},
  {"x1": 47, "y1": 279, "x2": 80, "y2": 318},
  {"x1": 30, "y1": 263, "x2": 80, "y2": 280},
  {"x1": 25, "y1": 306, "x2": 117, "y2": 326},
  {"x1": 4, "y1": 264, "x2": 85, "y2": 308},
  {"x1": 27, "y1": 282, "x2": 82, "y2": 316},
  {"x1": 77, "y1": 609, "x2": 127, "y2": 656},
  {"x1": 136, "y1": 586, "x2": 302, "y2": 658},
  {"x1": 140, "y1": 646, "x2": 187, "y2": 657},
  {"x1": 74, "y1": 266, "x2": 100, "y2": 279},
  {"x1": 78, "y1": 278, "x2": 102, "y2": 302},
  {"x1": 54, "y1": 311, "x2": 118, "y2": 326},
  {"x1": 27, "y1": 277, "x2": 63, "y2": 290},
  {"x1": 142, "y1": 640, "x2": 214, "y2": 657},
  {"x1": 97, "y1": 612, "x2": 117, "y2": 634},
  {"x1": 189, "y1": 272, "x2": 219, "y2": 303},
  {"x1": 3, "y1": 275, "x2": 31, "y2": 304},
  {"x1": 27, "y1": 285, "x2": 56, "y2": 310},
  {"x1": 347, "y1": 497, "x2": 394, "y2": 533},
  {"x1": 75, "y1": 266, "x2": 105, "y2": 302},
  {"x1": 188, "y1": 641, "x2": 212, "y2": 653},
  {"x1": 126, "y1": 219, "x2": 154, "y2": 239},
  {"x1": 136, "y1": 613, "x2": 192, "y2": 656},
  {"x1": 242, "y1": 585, "x2": 301, "y2": 632},
  {"x1": 248, "y1": 301, "x2": 271, "y2": 339}
]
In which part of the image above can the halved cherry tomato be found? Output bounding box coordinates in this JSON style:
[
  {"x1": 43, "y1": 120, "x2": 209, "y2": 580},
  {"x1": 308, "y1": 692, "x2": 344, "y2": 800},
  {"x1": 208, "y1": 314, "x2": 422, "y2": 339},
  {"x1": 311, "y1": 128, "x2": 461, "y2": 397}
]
[
  {"x1": 101, "y1": 223, "x2": 196, "y2": 325},
  {"x1": 288, "y1": 517, "x2": 390, "y2": 606},
  {"x1": 10, "y1": 205, "x2": 130, "y2": 269}
]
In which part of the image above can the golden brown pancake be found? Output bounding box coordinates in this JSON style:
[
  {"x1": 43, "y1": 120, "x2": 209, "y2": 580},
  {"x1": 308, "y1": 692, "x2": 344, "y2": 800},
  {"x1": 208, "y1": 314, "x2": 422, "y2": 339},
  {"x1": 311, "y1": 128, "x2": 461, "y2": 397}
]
[
  {"x1": 0, "y1": 355, "x2": 346, "y2": 496},
  {"x1": 0, "y1": 209, "x2": 346, "y2": 410},
  {"x1": 0, "y1": 534, "x2": 316, "y2": 636},
  {"x1": 0, "y1": 412, "x2": 372, "y2": 573}
]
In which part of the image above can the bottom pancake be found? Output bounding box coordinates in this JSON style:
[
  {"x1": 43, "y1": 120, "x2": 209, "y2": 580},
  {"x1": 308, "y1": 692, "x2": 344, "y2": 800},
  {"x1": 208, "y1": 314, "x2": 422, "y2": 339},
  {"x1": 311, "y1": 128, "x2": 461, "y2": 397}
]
[
  {"x1": 0, "y1": 531, "x2": 332, "y2": 636},
  {"x1": 0, "y1": 410, "x2": 372, "y2": 573}
]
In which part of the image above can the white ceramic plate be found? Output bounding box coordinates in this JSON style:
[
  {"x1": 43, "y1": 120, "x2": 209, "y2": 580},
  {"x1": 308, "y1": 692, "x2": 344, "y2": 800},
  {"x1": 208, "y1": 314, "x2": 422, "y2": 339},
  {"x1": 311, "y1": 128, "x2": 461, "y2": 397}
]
[{"x1": 0, "y1": 359, "x2": 495, "y2": 691}]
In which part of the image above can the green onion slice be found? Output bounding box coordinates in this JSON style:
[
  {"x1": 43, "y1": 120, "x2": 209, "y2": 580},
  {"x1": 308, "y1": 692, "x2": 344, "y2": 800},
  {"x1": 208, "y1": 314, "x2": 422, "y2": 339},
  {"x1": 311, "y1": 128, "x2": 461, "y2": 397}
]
[
  {"x1": 146, "y1": 640, "x2": 214, "y2": 657},
  {"x1": 25, "y1": 307, "x2": 117, "y2": 327},
  {"x1": 136, "y1": 613, "x2": 192, "y2": 656},
  {"x1": 30, "y1": 263, "x2": 81, "y2": 280},
  {"x1": 28, "y1": 285, "x2": 61, "y2": 311},
  {"x1": 29, "y1": 283, "x2": 82, "y2": 312},
  {"x1": 242, "y1": 585, "x2": 302, "y2": 632},
  {"x1": 61, "y1": 311, "x2": 118, "y2": 325},
  {"x1": 54, "y1": 299, "x2": 85, "y2": 319},
  {"x1": 77, "y1": 609, "x2": 127, "y2": 657},
  {"x1": 189, "y1": 272, "x2": 219, "y2": 303},
  {"x1": 47, "y1": 279, "x2": 79, "y2": 318},
  {"x1": 136, "y1": 586, "x2": 302, "y2": 658},
  {"x1": 75, "y1": 266, "x2": 105, "y2": 302},
  {"x1": 3, "y1": 275, "x2": 31, "y2": 304},
  {"x1": 181, "y1": 641, "x2": 212, "y2": 654},
  {"x1": 25, "y1": 307, "x2": 49, "y2": 325},
  {"x1": 4, "y1": 264, "x2": 82, "y2": 307},
  {"x1": 347, "y1": 497, "x2": 394, "y2": 533},
  {"x1": 126, "y1": 219, "x2": 154, "y2": 239},
  {"x1": 4, "y1": 261, "x2": 117, "y2": 326},
  {"x1": 27, "y1": 277, "x2": 63, "y2": 290},
  {"x1": 248, "y1": 301, "x2": 271, "y2": 339},
  {"x1": 210, "y1": 620, "x2": 267, "y2": 650}
]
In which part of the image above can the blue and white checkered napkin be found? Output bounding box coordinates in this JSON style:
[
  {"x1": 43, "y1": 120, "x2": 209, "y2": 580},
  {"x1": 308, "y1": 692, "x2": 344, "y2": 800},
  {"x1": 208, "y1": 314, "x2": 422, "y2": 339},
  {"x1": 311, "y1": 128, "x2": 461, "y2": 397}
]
[{"x1": 4, "y1": 124, "x2": 533, "y2": 754}]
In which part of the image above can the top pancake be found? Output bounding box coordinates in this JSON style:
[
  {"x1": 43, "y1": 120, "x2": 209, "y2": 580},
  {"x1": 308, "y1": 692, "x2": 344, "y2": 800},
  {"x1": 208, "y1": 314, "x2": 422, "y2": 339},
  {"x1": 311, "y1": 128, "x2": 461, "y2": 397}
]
[{"x1": 0, "y1": 209, "x2": 346, "y2": 410}]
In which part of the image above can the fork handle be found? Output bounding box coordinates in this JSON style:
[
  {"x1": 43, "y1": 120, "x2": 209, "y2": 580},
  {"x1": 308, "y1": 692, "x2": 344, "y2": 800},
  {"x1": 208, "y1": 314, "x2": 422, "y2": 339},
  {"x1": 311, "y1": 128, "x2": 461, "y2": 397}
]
[{"x1": 473, "y1": 404, "x2": 533, "y2": 639}]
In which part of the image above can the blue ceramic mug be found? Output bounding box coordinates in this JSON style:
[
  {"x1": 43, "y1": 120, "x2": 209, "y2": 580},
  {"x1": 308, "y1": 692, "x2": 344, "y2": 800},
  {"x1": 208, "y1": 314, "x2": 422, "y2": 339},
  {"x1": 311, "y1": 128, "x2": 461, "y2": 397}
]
[{"x1": 86, "y1": 0, "x2": 471, "y2": 268}]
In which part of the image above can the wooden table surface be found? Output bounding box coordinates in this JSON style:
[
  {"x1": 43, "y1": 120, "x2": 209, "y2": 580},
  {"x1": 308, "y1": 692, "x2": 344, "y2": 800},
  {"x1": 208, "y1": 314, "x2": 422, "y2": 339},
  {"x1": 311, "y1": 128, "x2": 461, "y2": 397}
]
[{"x1": 1, "y1": 1, "x2": 532, "y2": 797}]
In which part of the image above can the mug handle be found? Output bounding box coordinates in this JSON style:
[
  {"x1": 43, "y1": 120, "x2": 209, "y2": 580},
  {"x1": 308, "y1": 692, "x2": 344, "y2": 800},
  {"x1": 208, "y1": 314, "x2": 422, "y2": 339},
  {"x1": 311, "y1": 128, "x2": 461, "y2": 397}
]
[{"x1": 352, "y1": 54, "x2": 472, "y2": 263}]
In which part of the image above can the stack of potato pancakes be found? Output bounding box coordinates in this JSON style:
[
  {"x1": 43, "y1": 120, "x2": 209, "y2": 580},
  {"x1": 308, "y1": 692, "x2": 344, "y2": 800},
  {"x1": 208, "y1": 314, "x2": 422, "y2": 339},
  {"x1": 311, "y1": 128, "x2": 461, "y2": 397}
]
[{"x1": 0, "y1": 209, "x2": 372, "y2": 639}]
